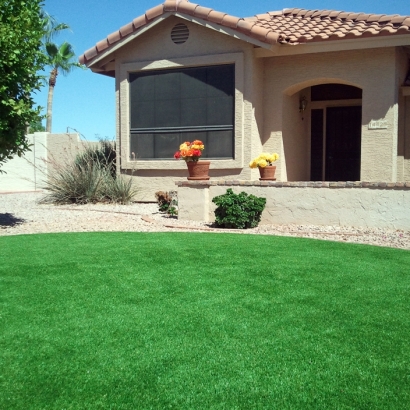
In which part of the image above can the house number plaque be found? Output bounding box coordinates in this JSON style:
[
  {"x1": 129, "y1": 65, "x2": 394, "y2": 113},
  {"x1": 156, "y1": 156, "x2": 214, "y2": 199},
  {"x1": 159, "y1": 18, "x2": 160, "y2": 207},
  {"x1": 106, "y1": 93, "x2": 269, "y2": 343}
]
[{"x1": 368, "y1": 120, "x2": 388, "y2": 129}]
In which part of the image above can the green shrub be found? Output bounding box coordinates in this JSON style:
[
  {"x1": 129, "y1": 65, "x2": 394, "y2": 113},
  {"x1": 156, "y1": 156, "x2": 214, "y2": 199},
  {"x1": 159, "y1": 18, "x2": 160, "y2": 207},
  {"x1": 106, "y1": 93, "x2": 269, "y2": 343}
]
[{"x1": 212, "y1": 188, "x2": 266, "y2": 229}]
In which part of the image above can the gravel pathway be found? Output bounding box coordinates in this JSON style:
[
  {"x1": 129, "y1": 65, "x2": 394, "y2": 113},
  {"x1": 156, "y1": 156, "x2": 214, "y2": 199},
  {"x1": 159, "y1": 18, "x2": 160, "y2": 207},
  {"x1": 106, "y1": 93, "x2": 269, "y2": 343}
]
[{"x1": 1, "y1": 192, "x2": 409, "y2": 250}]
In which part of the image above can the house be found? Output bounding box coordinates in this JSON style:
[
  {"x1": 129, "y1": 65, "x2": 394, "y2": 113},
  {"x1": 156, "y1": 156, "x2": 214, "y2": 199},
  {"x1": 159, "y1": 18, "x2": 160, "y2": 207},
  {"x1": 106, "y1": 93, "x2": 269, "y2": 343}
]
[{"x1": 79, "y1": 0, "x2": 410, "y2": 204}]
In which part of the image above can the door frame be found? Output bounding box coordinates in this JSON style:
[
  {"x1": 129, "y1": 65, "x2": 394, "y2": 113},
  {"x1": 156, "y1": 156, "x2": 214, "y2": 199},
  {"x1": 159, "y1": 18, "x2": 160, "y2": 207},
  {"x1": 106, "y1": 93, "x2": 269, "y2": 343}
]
[{"x1": 309, "y1": 98, "x2": 362, "y2": 181}]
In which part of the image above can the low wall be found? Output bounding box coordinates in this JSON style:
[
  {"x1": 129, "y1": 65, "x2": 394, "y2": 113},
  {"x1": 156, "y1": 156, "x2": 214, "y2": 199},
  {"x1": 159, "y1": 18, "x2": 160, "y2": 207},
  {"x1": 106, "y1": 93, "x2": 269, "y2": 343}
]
[
  {"x1": 176, "y1": 180, "x2": 410, "y2": 230},
  {"x1": 0, "y1": 133, "x2": 98, "y2": 193}
]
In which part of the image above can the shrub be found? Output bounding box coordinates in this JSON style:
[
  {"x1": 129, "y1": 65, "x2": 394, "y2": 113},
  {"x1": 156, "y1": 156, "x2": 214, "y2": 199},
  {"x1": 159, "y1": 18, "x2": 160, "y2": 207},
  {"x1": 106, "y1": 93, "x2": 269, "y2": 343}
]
[
  {"x1": 75, "y1": 138, "x2": 116, "y2": 177},
  {"x1": 212, "y1": 188, "x2": 266, "y2": 229},
  {"x1": 155, "y1": 191, "x2": 178, "y2": 216},
  {"x1": 40, "y1": 140, "x2": 137, "y2": 205}
]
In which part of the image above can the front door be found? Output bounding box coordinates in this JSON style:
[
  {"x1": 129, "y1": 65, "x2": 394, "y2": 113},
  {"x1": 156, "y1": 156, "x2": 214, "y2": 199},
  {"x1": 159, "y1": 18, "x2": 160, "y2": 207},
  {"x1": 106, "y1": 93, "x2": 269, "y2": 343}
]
[
  {"x1": 325, "y1": 106, "x2": 361, "y2": 181},
  {"x1": 310, "y1": 106, "x2": 361, "y2": 181}
]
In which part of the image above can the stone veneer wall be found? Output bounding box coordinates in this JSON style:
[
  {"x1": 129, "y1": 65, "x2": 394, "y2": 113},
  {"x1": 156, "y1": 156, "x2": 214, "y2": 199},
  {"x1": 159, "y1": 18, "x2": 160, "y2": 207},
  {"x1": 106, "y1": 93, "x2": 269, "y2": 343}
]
[{"x1": 175, "y1": 180, "x2": 410, "y2": 230}]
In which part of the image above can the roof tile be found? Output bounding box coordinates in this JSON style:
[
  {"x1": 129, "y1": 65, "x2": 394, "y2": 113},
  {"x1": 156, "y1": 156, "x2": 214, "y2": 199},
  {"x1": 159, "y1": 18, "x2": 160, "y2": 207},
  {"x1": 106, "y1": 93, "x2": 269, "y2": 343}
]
[
  {"x1": 96, "y1": 39, "x2": 109, "y2": 52},
  {"x1": 207, "y1": 10, "x2": 226, "y2": 24},
  {"x1": 177, "y1": 1, "x2": 198, "y2": 14},
  {"x1": 133, "y1": 15, "x2": 147, "y2": 29},
  {"x1": 145, "y1": 4, "x2": 164, "y2": 20},
  {"x1": 221, "y1": 14, "x2": 240, "y2": 29},
  {"x1": 120, "y1": 22, "x2": 134, "y2": 37},
  {"x1": 107, "y1": 30, "x2": 121, "y2": 44},
  {"x1": 194, "y1": 6, "x2": 212, "y2": 19},
  {"x1": 163, "y1": 0, "x2": 177, "y2": 12},
  {"x1": 84, "y1": 47, "x2": 98, "y2": 61}
]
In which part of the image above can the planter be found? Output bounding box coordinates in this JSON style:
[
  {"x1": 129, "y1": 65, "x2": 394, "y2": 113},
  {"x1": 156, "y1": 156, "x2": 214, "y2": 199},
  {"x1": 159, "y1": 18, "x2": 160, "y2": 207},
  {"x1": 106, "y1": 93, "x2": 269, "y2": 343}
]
[
  {"x1": 259, "y1": 165, "x2": 276, "y2": 181},
  {"x1": 186, "y1": 160, "x2": 210, "y2": 180}
]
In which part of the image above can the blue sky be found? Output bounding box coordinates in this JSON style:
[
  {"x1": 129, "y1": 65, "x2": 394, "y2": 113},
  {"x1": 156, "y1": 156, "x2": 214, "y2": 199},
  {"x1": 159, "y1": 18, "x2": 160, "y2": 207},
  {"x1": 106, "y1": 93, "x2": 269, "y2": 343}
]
[{"x1": 36, "y1": 0, "x2": 410, "y2": 140}]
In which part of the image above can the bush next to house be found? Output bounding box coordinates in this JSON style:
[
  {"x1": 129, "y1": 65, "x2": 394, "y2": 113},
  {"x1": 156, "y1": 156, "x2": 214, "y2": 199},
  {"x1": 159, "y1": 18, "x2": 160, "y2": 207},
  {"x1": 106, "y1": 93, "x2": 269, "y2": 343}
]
[
  {"x1": 212, "y1": 188, "x2": 266, "y2": 229},
  {"x1": 40, "y1": 140, "x2": 137, "y2": 204}
]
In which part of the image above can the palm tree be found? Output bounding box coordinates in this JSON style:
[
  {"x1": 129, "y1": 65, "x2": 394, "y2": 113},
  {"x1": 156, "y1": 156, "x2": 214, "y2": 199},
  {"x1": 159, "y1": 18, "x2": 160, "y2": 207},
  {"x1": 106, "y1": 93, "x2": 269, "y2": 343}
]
[
  {"x1": 41, "y1": 11, "x2": 70, "y2": 43},
  {"x1": 45, "y1": 41, "x2": 82, "y2": 132}
]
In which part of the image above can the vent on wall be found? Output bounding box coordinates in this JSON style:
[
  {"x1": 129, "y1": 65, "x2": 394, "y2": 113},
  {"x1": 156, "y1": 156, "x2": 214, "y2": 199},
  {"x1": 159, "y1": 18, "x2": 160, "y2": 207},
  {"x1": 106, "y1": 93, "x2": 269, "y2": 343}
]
[{"x1": 171, "y1": 23, "x2": 189, "y2": 44}]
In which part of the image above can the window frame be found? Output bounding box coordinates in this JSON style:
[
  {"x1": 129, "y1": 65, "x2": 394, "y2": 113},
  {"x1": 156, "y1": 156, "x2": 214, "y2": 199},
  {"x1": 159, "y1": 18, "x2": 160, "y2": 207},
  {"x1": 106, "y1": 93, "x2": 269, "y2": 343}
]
[
  {"x1": 119, "y1": 52, "x2": 245, "y2": 170},
  {"x1": 129, "y1": 64, "x2": 235, "y2": 160}
]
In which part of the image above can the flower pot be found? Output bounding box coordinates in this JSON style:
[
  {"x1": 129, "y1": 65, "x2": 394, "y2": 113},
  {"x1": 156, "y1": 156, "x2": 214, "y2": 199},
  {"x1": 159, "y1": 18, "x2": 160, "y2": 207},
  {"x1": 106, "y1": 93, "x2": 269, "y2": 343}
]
[
  {"x1": 187, "y1": 160, "x2": 210, "y2": 180},
  {"x1": 259, "y1": 165, "x2": 276, "y2": 181}
]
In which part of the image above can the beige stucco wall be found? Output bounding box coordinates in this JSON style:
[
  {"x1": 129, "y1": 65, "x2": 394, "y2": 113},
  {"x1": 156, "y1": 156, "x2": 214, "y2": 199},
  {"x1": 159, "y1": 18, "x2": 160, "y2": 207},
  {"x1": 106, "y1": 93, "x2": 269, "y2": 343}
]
[
  {"x1": 177, "y1": 183, "x2": 410, "y2": 230},
  {"x1": 0, "y1": 133, "x2": 47, "y2": 192},
  {"x1": 263, "y1": 47, "x2": 401, "y2": 182},
  {"x1": 0, "y1": 133, "x2": 98, "y2": 193}
]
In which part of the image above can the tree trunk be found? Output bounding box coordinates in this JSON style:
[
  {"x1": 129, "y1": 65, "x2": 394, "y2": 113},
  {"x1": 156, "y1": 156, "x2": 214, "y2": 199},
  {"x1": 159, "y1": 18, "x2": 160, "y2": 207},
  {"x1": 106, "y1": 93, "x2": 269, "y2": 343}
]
[{"x1": 46, "y1": 68, "x2": 58, "y2": 133}]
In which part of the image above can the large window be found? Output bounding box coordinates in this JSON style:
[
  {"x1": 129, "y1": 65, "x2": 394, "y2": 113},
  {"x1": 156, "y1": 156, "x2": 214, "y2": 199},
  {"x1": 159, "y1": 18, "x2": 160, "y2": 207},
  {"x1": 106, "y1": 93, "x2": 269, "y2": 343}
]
[{"x1": 129, "y1": 64, "x2": 234, "y2": 160}]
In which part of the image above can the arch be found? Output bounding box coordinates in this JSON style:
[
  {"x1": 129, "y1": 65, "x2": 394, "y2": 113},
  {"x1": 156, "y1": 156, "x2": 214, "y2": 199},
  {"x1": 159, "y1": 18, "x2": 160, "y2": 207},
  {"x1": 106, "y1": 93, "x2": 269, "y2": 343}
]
[
  {"x1": 281, "y1": 80, "x2": 363, "y2": 182},
  {"x1": 283, "y1": 78, "x2": 362, "y2": 97}
]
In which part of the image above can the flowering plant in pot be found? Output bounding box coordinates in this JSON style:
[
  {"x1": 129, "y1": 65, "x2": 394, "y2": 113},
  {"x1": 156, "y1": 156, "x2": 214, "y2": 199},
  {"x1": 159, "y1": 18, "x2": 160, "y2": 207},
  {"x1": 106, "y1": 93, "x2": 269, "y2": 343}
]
[
  {"x1": 174, "y1": 140, "x2": 210, "y2": 180},
  {"x1": 249, "y1": 152, "x2": 279, "y2": 180},
  {"x1": 174, "y1": 140, "x2": 204, "y2": 162}
]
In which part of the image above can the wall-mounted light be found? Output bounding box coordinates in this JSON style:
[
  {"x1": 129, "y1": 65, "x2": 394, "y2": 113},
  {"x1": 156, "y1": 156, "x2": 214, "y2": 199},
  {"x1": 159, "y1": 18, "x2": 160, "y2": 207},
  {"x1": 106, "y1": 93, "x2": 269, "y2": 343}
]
[{"x1": 299, "y1": 96, "x2": 308, "y2": 120}]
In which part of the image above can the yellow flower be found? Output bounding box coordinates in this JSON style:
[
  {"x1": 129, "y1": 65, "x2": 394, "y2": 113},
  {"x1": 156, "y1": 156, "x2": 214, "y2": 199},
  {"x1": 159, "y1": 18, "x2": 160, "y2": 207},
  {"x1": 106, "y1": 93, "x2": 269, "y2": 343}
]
[
  {"x1": 249, "y1": 160, "x2": 258, "y2": 169},
  {"x1": 180, "y1": 143, "x2": 188, "y2": 150},
  {"x1": 191, "y1": 144, "x2": 204, "y2": 150},
  {"x1": 258, "y1": 159, "x2": 268, "y2": 168}
]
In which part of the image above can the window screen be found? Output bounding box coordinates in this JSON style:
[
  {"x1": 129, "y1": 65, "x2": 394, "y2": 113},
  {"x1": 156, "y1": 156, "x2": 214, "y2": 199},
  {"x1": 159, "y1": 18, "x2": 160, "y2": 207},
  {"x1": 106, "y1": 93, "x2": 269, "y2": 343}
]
[{"x1": 129, "y1": 65, "x2": 234, "y2": 159}]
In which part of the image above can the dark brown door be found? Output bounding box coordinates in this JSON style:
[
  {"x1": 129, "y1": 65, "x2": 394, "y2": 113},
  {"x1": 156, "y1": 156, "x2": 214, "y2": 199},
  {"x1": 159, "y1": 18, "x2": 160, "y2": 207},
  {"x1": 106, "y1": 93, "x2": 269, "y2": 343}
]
[{"x1": 325, "y1": 106, "x2": 361, "y2": 181}]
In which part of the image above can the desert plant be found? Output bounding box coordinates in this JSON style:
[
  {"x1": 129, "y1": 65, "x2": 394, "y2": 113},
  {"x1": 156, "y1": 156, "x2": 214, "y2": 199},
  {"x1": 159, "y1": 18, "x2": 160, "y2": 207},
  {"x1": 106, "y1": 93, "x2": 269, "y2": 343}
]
[
  {"x1": 212, "y1": 188, "x2": 266, "y2": 229},
  {"x1": 104, "y1": 174, "x2": 138, "y2": 204},
  {"x1": 75, "y1": 139, "x2": 116, "y2": 177},
  {"x1": 155, "y1": 191, "x2": 178, "y2": 216},
  {"x1": 40, "y1": 141, "x2": 136, "y2": 205}
]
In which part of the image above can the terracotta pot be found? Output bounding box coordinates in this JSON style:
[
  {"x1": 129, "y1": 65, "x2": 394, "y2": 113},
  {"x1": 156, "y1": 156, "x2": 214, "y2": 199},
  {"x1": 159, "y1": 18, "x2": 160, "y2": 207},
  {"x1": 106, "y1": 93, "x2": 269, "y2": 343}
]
[
  {"x1": 186, "y1": 160, "x2": 210, "y2": 180},
  {"x1": 259, "y1": 165, "x2": 276, "y2": 181}
]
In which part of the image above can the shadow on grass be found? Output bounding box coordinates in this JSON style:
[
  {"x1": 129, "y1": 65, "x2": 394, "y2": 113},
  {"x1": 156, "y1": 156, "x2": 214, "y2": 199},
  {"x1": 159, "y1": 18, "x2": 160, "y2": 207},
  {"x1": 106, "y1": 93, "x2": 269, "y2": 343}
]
[{"x1": 0, "y1": 213, "x2": 25, "y2": 228}]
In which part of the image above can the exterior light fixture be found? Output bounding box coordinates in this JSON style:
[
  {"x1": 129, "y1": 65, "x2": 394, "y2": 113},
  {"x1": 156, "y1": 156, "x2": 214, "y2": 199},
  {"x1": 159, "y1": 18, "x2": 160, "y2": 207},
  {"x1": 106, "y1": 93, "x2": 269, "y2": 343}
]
[{"x1": 299, "y1": 96, "x2": 308, "y2": 120}]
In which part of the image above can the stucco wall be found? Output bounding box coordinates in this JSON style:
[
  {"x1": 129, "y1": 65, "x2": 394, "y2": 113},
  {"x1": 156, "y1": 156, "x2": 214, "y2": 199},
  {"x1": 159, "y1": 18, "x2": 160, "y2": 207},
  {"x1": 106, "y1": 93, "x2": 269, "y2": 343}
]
[
  {"x1": 0, "y1": 133, "x2": 96, "y2": 193},
  {"x1": 176, "y1": 181, "x2": 410, "y2": 230},
  {"x1": 263, "y1": 47, "x2": 399, "y2": 182},
  {"x1": 0, "y1": 133, "x2": 47, "y2": 192}
]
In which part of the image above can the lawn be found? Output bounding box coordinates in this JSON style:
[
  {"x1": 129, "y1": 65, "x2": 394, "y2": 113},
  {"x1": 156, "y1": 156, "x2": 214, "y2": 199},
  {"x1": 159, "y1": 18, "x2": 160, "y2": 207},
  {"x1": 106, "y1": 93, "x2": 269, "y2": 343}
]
[{"x1": 1, "y1": 232, "x2": 409, "y2": 409}]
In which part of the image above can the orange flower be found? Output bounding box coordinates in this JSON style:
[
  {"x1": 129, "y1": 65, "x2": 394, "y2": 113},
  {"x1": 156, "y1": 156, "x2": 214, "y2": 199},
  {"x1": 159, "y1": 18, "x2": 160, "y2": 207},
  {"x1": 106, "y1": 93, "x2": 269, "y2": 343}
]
[{"x1": 192, "y1": 140, "x2": 203, "y2": 146}]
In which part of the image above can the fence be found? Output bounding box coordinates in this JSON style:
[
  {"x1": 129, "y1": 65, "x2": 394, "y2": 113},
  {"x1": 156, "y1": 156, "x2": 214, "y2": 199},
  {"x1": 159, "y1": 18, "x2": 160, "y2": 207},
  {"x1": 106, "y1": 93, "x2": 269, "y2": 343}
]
[{"x1": 0, "y1": 133, "x2": 97, "y2": 193}]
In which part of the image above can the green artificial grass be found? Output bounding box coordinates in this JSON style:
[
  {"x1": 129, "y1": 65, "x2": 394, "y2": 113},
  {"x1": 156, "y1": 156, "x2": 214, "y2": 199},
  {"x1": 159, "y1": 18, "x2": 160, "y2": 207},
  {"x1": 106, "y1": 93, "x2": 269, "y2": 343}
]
[{"x1": 0, "y1": 232, "x2": 409, "y2": 409}]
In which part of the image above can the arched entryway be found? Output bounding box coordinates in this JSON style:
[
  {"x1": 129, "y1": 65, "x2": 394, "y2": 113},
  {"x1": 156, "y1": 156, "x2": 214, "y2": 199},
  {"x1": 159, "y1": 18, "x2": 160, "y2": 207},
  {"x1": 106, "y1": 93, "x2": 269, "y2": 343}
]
[
  {"x1": 310, "y1": 84, "x2": 362, "y2": 181},
  {"x1": 282, "y1": 81, "x2": 363, "y2": 182}
]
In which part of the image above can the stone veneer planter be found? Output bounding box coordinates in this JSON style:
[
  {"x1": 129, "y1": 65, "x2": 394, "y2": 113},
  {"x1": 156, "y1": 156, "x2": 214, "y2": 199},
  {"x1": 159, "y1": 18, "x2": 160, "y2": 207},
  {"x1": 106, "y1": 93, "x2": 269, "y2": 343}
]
[{"x1": 175, "y1": 180, "x2": 410, "y2": 229}]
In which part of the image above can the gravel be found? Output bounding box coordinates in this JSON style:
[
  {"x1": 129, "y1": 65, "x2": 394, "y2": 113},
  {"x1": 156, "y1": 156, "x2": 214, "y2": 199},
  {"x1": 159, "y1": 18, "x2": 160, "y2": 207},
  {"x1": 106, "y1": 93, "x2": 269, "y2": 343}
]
[{"x1": 1, "y1": 192, "x2": 409, "y2": 250}]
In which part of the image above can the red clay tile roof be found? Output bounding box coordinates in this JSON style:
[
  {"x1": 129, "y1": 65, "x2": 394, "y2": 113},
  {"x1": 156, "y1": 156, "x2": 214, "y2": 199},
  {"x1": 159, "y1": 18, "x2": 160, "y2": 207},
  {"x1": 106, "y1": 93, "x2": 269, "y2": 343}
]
[
  {"x1": 79, "y1": 0, "x2": 410, "y2": 65},
  {"x1": 249, "y1": 8, "x2": 410, "y2": 44}
]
